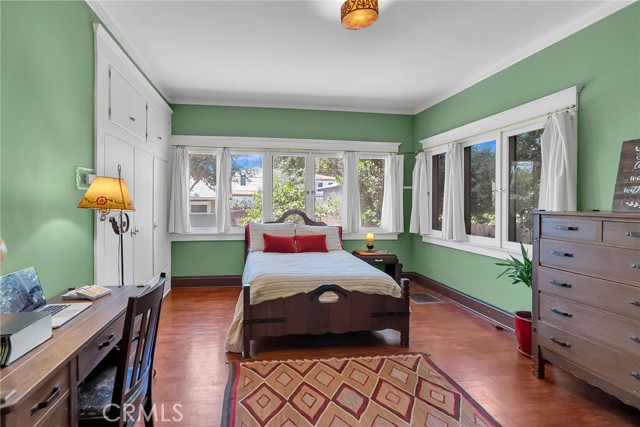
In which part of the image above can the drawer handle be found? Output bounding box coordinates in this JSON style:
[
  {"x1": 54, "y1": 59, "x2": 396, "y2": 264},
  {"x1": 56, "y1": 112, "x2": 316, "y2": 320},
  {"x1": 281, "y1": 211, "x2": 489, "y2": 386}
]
[
  {"x1": 157, "y1": 136, "x2": 162, "y2": 140},
  {"x1": 128, "y1": 115, "x2": 136, "y2": 122},
  {"x1": 550, "y1": 308, "x2": 573, "y2": 317},
  {"x1": 631, "y1": 371, "x2": 640, "y2": 381},
  {"x1": 625, "y1": 231, "x2": 640, "y2": 238},
  {"x1": 98, "y1": 333, "x2": 116, "y2": 350},
  {"x1": 632, "y1": 263, "x2": 640, "y2": 270},
  {"x1": 556, "y1": 225, "x2": 579, "y2": 231},
  {"x1": 629, "y1": 335, "x2": 640, "y2": 345},
  {"x1": 374, "y1": 259, "x2": 384, "y2": 262},
  {"x1": 630, "y1": 300, "x2": 640, "y2": 308},
  {"x1": 551, "y1": 250, "x2": 573, "y2": 258},
  {"x1": 31, "y1": 385, "x2": 61, "y2": 414},
  {"x1": 549, "y1": 279, "x2": 572, "y2": 288},
  {"x1": 549, "y1": 336, "x2": 571, "y2": 348}
]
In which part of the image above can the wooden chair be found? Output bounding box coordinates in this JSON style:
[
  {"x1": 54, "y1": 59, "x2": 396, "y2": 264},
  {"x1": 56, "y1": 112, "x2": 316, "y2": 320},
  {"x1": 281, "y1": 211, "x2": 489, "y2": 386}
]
[{"x1": 77, "y1": 273, "x2": 166, "y2": 427}]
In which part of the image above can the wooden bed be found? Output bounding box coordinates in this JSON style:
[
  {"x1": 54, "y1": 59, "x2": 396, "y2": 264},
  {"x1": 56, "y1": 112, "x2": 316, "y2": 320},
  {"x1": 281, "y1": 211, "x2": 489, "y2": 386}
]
[{"x1": 241, "y1": 209, "x2": 410, "y2": 358}]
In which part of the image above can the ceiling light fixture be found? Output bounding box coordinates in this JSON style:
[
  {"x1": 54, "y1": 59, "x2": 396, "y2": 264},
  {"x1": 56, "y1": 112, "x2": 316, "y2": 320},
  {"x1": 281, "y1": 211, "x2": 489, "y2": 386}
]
[{"x1": 341, "y1": 0, "x2": 378, "y2": 30}]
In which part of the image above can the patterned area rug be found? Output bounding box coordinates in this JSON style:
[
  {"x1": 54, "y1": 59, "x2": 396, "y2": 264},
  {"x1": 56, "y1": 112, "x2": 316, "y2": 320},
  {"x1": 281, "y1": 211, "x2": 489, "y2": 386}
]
[{"x1": 222, "y1": 353, "x2": 501, "y2": 427}]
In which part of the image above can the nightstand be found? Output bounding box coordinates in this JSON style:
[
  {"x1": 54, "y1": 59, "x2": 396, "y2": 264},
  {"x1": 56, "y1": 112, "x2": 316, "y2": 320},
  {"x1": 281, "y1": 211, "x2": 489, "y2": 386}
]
[{"x1": 352, "y1": 250, "x2": 402, "y2": 284}]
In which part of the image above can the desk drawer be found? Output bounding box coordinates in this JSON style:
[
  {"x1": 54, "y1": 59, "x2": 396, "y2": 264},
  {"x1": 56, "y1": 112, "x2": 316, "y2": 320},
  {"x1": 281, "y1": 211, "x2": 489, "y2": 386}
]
[
  {"x1": 603, "y1": 221, "x2": 640, "y2": 250},
  {"x1": 541, "y1": 217, "x2": 599, "y2": 242},
  {"x1": 540, "y1": 239, "x2": 640, "y2": 285},
  {"x1": 537, "y1": 268, "x2": 640, "y2": 321},
  {"x1": 78, "y1": 313, "x2": 125, "y2": 380},
  {"x1": 539, "y1": 294, "x2": 640, "y2": 355},
  {"x1": 10, "y1": 364, "x2": 69, "y2": 427},
  {"x1": 538, "y1": 321, "x2": 640, "y2": 395}
]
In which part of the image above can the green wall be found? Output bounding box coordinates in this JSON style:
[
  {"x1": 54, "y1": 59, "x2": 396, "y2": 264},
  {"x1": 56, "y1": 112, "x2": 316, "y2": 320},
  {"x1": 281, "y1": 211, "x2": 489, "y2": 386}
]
[
  {"x1": 413, "y1": 3, "x2": 640, "y2": 313},
  {"x1": 1, "y1": 1, "x2": 98, "y2": 297},
  {"x1": 171, "y1": 105, "x2": 415, "y2": 276}
]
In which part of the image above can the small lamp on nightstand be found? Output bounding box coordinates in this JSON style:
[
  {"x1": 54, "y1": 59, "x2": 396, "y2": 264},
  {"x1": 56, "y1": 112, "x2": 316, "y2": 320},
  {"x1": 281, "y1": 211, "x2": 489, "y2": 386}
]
[{"x1": 365, "y1": 232, "x2": 375, "y2": 252}]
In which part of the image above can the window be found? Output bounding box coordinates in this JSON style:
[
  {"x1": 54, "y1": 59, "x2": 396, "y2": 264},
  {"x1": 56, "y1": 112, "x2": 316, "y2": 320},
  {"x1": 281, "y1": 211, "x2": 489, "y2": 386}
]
[
  {"x1": 272, "y1": 154, "x2": 306, "y2": 221},
  {"x1": 431, "y1": 153, "x2": 446, "y2": 232},
  {"x1": 314, "y1": 156, "x2": 343, "y2": 226},
  {"x1": 189, "y1": 152, "x2": 217, "y2": 228},
  {"x1": 464, "y1": 139, "x2": 497, "y2": 240},
  {"x1": 507, "y1": 128, "x2": 543, "y2": 244},
  {"x1": 417, "y1": 86, "x2": 579, "y2": 258},
  {"x1": 171, "y1": 135, "x2": 401, "y2": 240},
  {"x1": 230, "y1": 153, "x2": 263, "y2": 228},
  {"x1": 358, "y1": 157, "x2": 386, "y2": 228}
]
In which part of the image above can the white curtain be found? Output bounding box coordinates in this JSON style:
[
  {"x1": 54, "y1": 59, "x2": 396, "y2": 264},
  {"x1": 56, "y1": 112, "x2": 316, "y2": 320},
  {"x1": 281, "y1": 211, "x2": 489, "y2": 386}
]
[
  {"x1": 539, "y1": 111, "x2": 577, "y2": 211},
  {"x1": 216, "y1": 148, "x2": 232, "y2": 233},
  {"x1": 442, "y1": 142, "x2": 467, "y2": 241},
  {"x1": 409, "y1": 152, "x2": 430, "y2": 234},
  {"x1": 381, "y1": 154, "x2": 404, "y2": 233},
  {"x1": 168, "y1": 147, "x2": 191, "y2": 233},
  {"x1": 343, "y1": 152, "x2": 361, "y2": 233}
]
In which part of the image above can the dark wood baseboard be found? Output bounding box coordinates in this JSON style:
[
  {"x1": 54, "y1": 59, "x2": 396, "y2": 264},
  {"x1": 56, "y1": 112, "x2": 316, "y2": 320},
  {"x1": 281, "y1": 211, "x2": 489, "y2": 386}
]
[
  {"x1": 403, "y1": 271, "x2": 514, "y2": 332},
  {"x1": 172, "y1": 275, "x2": 242, "y2": 288}
]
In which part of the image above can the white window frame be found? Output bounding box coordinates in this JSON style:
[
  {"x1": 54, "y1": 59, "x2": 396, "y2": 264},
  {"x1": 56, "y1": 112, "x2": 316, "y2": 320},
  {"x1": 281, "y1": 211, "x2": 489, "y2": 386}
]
[
  {"x1": 170, "y1": 136, "x2": 401, "y2": 241},
  {"x1": 461, "y1": 134, "x2": 501, "y2": 247},
  {"x1": 356, "y1": 153, "x2": 389, "y2": 235},
  {"x1": 229, "y1": 149, "x2": 267, "y2": 233},
  {"x1": 425, "y1": 147, "x2": 447, "y2": 239},
  {"x1": 419, "y1": 86, "x2": 579, "y2": 259}
]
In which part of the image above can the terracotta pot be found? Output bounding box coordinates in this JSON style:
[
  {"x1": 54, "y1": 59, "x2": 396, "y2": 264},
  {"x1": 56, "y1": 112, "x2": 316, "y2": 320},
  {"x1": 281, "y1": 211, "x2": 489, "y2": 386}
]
[{"x1": 514, "y1": 310, "x2": 532, "y2": 357}]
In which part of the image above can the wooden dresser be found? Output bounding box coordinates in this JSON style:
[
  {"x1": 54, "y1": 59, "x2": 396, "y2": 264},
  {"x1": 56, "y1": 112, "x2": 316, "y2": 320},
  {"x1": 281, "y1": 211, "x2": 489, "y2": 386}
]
[{"x1": 532, "y1": 211, "x2": 640, "y2": 409}]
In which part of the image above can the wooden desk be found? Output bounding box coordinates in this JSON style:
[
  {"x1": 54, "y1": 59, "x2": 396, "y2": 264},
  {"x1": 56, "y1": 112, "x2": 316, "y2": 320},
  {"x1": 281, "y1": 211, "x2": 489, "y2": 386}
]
[{"x1": 0, "y1": 286, "x2": 144, "y2": 427}]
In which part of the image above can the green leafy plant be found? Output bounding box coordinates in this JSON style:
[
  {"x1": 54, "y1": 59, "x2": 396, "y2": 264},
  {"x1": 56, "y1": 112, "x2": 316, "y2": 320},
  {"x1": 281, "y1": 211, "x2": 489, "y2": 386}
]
[{"x1": 495, "y1": 243, "x2": 532, "y2": 289}]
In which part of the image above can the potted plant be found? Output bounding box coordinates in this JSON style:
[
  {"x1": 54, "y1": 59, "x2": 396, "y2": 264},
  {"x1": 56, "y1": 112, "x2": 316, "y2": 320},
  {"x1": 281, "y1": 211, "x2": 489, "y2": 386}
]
[{"x1": 495, "y1": 243, "x2": 533, "y2": 357}]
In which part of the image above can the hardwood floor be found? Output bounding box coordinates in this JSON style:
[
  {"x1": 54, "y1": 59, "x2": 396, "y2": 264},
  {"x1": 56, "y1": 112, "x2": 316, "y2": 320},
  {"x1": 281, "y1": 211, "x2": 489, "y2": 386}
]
[{"x1": 150, "y1": 285, "x2": 640, "y2": 427}]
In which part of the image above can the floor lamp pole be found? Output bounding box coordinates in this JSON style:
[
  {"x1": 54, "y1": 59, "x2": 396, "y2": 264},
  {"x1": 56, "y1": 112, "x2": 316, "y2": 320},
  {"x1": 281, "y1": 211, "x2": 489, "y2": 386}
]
[
  {"x1": 110, "y1": 211, "x2": 129, "y2": 287},
  {"x1": 118, "y1": 212, "x2": 125, "y2": 287}
]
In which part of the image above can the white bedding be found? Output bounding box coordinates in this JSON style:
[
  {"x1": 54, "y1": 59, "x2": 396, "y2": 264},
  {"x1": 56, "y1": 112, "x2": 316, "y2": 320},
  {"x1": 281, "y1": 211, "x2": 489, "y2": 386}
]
[{"x1": 225, "y1": 250, "x2": 402, "y2": 353}]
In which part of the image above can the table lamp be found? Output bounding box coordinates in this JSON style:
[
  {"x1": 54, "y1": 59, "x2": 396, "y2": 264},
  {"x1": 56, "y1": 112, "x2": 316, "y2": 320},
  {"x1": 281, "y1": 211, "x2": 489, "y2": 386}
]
[
  {"x1": 365, "y1": 232, "x2": 375, "y2": 252},
  {"x1": 77, "y1": 165, "x2": 135, "y2": 287}
]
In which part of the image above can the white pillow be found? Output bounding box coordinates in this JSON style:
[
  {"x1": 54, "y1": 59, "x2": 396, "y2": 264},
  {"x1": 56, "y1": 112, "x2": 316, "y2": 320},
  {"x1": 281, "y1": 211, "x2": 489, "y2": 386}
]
[
  {"x1": 295, "y1": 225, "x2": 343, "y2": 251},
  {"x1": 248, "y1": 223, "x2": 296, "y2": 252}
]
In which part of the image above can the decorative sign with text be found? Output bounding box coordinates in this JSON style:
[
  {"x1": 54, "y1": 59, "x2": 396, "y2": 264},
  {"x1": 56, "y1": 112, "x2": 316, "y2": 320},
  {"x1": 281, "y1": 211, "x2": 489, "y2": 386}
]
[{"x1": 612, "y1": 139, "x2": 640, "y2": 212}]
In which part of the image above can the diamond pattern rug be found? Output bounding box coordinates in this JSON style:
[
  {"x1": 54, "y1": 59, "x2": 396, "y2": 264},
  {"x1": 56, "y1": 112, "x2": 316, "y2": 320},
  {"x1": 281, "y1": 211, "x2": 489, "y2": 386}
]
[{"x1": 222, "y1": 353, "x2": 501, "y2": 427}]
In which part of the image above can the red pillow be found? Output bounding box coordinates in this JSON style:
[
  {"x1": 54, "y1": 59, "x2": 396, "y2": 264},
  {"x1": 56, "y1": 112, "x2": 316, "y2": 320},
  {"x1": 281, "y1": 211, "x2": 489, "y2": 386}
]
[
  {"x1": 295, "y1": 234, "x2": 328, "y2": 253},
  {"x1": 263, "y1": 233, "x2": 296, "y2": 253}
]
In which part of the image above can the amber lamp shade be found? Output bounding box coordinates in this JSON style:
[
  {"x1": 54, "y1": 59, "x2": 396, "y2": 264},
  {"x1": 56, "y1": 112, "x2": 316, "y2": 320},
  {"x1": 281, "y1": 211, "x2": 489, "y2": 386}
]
[
  {"x1": 365, "y1": 232, "x2": 375, "y2": 252},
  {"x1": 77, "y1": 176, "x2": 135, "y2": 219},
  {"x1": 341, "y1": 0, "x2": 378, "y2": 30}
]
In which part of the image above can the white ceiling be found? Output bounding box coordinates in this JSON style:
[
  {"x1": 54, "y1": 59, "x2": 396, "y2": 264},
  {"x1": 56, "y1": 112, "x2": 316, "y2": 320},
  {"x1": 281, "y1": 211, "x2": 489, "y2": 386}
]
[{"x1": 88, "y1": 0, "x2": 631, "y2": 114}]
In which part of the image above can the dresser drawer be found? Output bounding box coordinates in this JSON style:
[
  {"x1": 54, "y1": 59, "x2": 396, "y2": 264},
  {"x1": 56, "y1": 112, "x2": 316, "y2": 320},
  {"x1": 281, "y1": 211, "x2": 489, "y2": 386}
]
[
  {"x1": 541, "y1": 217, "x2": 599, "y2": 242},
  {"x1": 538, "y1": 321, "x2": 640, "y2": 396},
  {"x1": 537, "y1": 268, "x2": 640, "y2": 321},
  {"x1": 78, "y1": 313, "x2": 126, "y2": 380},
  {"x1": 603, "y1": 221, "x2": 640, "y2": 250},
  {"x1": 540, "y1": 239, "x2": 640, "y2": 286},
  {"x1": 9, "y1": 364, "x2": 70, "y2": 427},
  {"x1": 539, "y1": 294, "x2": 640, "y2": 355}
]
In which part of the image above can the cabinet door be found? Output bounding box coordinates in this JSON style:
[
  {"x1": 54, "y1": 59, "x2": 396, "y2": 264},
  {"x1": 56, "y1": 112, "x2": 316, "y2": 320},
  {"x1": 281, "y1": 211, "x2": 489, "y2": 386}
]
[
  {"x1": 109, "y1": 66, "x2": 146, "y2": 140},
  {"x1": 103, "y1": 134, "x2": 135, "y2": 286},
  {"x1": 133, "y1": 149, "x2": 154, "y2": 284},
  {"x1": 153, "y1": 157, "x2": 169, "y2": 276},
  {"x1": 147, "y1": 103, "x2": 170, "y2": 150}
]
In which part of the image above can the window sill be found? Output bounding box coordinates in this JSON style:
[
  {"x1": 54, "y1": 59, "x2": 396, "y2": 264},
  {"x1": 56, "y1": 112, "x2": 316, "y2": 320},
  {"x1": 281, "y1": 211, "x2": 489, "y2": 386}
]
[
  {"x1": 171, "y1": 231, "x2": 400, "y2": 242},
  {"x1": 420, "y1": 235, "x2": 527, "y2": 261}
]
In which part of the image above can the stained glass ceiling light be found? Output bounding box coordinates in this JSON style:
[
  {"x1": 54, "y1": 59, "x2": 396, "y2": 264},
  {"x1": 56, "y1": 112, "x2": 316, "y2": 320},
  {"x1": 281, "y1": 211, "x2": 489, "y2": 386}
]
[{"x1": 341, "y1": 0, "x2": 379, "y2": 30}]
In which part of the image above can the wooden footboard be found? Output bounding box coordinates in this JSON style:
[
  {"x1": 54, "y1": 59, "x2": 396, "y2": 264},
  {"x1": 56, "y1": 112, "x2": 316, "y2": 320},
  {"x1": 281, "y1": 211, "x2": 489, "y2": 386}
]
[{"x1": 242, "y1": 279, "x2": 410, "y2": 358}]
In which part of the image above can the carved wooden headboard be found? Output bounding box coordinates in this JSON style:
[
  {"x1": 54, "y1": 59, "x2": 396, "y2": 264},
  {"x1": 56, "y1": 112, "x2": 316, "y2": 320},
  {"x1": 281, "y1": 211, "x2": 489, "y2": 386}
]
[{"x1": 244, "y1": 210, "x2": 327, "y2": 258}]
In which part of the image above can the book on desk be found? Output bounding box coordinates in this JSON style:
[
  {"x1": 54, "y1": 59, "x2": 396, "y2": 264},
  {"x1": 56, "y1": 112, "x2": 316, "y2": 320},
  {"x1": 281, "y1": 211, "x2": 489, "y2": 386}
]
[{"x1": 0, "y1": 311, "x2": 52, "y2": 367}]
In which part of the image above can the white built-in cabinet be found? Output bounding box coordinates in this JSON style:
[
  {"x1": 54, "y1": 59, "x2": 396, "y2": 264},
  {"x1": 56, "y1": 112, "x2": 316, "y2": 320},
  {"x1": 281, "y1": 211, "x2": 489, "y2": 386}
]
[{"x1": 94, "y1": 24, "x2": 172, "y2": 289}]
